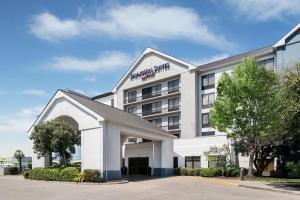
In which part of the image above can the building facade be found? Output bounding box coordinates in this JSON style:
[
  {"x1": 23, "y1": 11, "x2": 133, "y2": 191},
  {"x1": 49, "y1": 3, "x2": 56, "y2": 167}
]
[{"x1": 93, "y1": 23, "x2": 300, "y2": 170}]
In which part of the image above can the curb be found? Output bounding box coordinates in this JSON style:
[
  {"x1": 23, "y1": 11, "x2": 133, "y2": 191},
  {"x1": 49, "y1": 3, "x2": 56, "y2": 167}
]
[
  {"x1": 238, "y1": 184, "x2": 300, "y2": 196},
  {"x1": 25, "y1": 179, "x2": 129, "y2": 185}
]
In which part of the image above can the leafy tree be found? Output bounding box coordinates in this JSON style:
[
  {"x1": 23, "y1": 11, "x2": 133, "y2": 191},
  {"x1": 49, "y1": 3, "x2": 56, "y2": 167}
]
[
  {"x1": 30, "y1": 119, "x2": 80, "y2": 168},
  {"x1": 14, "y1": 150, "x2": 25, "y2": 172},
  {"x1": 211, "y1": 58, "x2": 286, "y2": 176},
  {"x1": 203, "y1": 144, "x2": 233, "y2": 176}
]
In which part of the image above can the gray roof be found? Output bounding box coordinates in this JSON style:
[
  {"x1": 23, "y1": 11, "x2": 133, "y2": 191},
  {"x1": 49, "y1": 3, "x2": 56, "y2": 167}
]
[
  {"x1": 197, "y1": 46, "x2": 274, "y2": 71},
  {"x1": 61, "y1": 90, "x2": 174, "y2": 138}
]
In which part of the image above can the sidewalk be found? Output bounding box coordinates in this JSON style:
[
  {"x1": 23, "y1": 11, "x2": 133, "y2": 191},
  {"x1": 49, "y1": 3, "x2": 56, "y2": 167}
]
[{"x1": 198, "y1": 177, "x2": 300, "y2": 196}]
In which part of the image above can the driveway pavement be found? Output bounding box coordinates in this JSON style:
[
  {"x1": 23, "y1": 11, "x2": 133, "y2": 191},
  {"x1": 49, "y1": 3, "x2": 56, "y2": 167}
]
[{"x1": 0, "y1": 175, "x2": 299, "y2": 200}]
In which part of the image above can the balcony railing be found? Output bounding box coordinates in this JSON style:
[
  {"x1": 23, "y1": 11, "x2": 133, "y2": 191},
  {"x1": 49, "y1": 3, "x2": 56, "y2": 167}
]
[
  {"x1": 124, "y1": 87, "x2": 181, "y2": 104},
  {"x1": 135, "y1": 106, "x2": 181, "y2": 117},
  {"x1": 161, "y1": 124, "x2": 181, "y2": 131}
]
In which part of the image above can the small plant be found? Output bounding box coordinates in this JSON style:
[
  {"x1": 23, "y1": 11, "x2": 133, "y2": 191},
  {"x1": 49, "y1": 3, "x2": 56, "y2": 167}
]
[
  {"x1": 286, "y1": 161, "x2": 300, "y2": 178},
  {"x1": 9, "y1": 167, "x2": 19, "y2": 175},
  {"x1": 224, "y1": 166, "x2": 240, "y2": 177},
  {"x1": 73, "y1": 172, "x2": 85, "y2": 183},
  {"x1": 83, "y1": 169, "x2": 101, "y2": 182},
  {"x1": 59, "y1": 167, "x2": 79, "y2": 182},
  {"x1": 23, "y1": 170, "x2": 31, "y2": 179},
  {"x1": 200, "y1": 168, "x2": 222, "y2": 177}
]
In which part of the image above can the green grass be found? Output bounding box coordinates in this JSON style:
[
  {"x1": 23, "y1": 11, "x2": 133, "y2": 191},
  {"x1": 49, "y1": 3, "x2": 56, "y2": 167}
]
[{"x1": 246, "y1": 177, "x2": 300, "y2": 183}]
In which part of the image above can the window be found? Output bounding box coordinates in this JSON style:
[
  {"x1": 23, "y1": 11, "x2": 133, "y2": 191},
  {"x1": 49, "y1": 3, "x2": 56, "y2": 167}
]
[
  {"x1": 128, "y1": 91, "x2": 137, "y2": 103},
  {"x1": 208, "y1": 156, "x2": 226, "y2": 168},
  {"x1": 168, "y1": 116, "x2": 180, "y2": 130},
  {"x1": 149, "y1": 118, "x2": 162, "y2": 127},
  {"x1": 173, "y1": 157, "x2": 178, "y2": 168},
  {"x1": 168, "y1": 79, "x2": 179, "y2": 93},
  {"x1": 258, "y1": 58, "x2": 274, "y2": 71},
  {"x1": 202, "y1": 113, "x2": 210, "y2": 128},
  {"x1": 142, "y1": 102, "x2": 161, "y2": 116},
  {"x1": 202, "y1": 74, "x2": 215, "y2": 90},
  {"x1": 128, "y1": 137, "x2": 137, "y2": 143},
  {"x1": 202, "y1": 93, "x2": 215, "y2": 108},
  {"x1": 185, "y1": 156, "x2": 201, "y2": 169},
  {"x1": 127, "y1": 106, "x2": 137, "y2": 114},
  {"x1": 142, "y1": 84, "x2": 161, "y2": 99},
  {"x1": 111, "y1": 99, "x2": 114, "y2": 107},
  {"x1": 168, "y1": 97, "x2": 180, "y2": 111},
  {"x1": 202, "y1": 131, "x2": 215, "y2": 136}
]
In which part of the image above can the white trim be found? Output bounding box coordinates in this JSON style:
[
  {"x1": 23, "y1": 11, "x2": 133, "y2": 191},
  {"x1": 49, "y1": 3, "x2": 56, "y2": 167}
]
[
  {"x1": 28, "y1": 90, "x2": 102, "y2": 134},
  {"x1": 112, "y1": 48, "x2": 196, "y2": 92},
  {"x1": 273, "y1": 23, "x2": 300, "y2": 48}
]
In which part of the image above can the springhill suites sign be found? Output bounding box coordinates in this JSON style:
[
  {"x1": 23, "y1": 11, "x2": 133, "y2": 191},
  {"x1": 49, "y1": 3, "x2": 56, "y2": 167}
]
[{"x1": 130, "y1": 63, "x2": 170, "y2": 81}]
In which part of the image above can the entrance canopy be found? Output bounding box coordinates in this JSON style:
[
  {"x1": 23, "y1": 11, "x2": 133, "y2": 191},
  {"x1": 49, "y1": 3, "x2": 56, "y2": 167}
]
[{"x1": 29, "y1": 89, "x2": 175, "y2": 180}]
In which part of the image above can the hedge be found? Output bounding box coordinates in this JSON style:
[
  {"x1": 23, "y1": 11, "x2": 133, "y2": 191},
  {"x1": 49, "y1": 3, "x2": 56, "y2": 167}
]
[
  {"x1": 175, "y1": 167, "x2": 235, "y2": 177},
  {"x1": 27, "y1": 167, "x2": 101, "y2": 182},
  {"x1": 9, "y1": 167, "x2": 19, "y2": 175},
  {"x1": 224, "y1": 166, "x2": 240, "y2": 177},
  {"x1": 200, "y1": 168, "x2": 222, "y2": 177},
  {"x1": 286, "y1": 161, "x2": 300, "y2": 178}
]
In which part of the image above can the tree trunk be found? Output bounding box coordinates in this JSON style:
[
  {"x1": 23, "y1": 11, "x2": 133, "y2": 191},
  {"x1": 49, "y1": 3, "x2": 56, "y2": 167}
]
[
  {"x1": 248, "y1": 151, "x2": 254, "y2": 177},
  {"x1": 48, "y1": 151, "x2": 53, "y2": 167},
  {"x1": 19, "y1": 159, "x2": 22, "y2": 172},
  {"x1": 62, "y1": 152, "x2": 67, "y2": 168}
]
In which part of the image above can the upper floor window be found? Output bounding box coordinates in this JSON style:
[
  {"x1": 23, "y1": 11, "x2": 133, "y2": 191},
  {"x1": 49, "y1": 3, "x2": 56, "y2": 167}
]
[
  {"x1": 168, "y1": 79, "x2": 179, "y2": 93},
  {"x1": 149, "y1": 118, "x2": 162, "y2": 127},
  {"x1": 202, "y1": 93, "x2": 215, "y2": 109},
  {"x1": 142, "y1": 84, "x2": 161, "y2": 99},
  {"x1": 168, "y1": 115, "x2": 180, "y2": 130},
  {"x1": 127, "y1": 106, "x2": 137, "y2": 114},
  {"x1": 128, "y1": 91, "x2": 137, "y2": 103},
  {"x1": 202, "y1": 113, "x2": 211, "y2": 128},
  {"x1": 168, "y1": 97, "x2": 180, "y2": 111},
  {"x1": 142, "y1": 101, "x2": 162, "y2": 116},
  {"x1": 202, "y1": 74, "x2": 215, "y2": 90}
]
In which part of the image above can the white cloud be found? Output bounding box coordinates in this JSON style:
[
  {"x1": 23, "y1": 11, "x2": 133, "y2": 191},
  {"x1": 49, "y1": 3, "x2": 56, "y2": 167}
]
[
  {"x1": 225, "y1": 0, "x2": 300, "y2": 21},
  {"x1": 46, "y1": 51, "x2": 133, "y2": 72},
  {"x1": 0, "y1": 106, "x2": 43, "y2": 135},
  {"x1": 190, "y1": 53, "x2": 229, "y2": 66},
  {"x1": 82, "y1": 76, "x2": 97, "y2": 83},
  {"x1": 20, "y1": 89, "x2": 49, "y2": 97},
  {"x1": 29, "y1": 4, "x2": 233, "y2": 49}
]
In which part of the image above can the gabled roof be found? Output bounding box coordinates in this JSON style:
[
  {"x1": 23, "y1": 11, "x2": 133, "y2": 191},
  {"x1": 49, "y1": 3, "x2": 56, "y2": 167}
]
[
  {"x1": 273, "y1": 22, "x2": 300, "y2": 48},
  {"x1": 28, "y1": 89, "x2": 175, "y2": 139},
  {"x1": 112, "y1": 48, "x2": 196, "y2": 92},
  {"x1": 197, "y1": 46, "x2": 274, "y2": 71}
]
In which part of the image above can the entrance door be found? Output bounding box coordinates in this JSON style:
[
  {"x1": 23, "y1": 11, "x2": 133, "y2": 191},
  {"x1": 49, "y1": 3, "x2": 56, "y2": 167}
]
[{"x1": 128, "y1": 157, "x2": 149, "y2": 175}]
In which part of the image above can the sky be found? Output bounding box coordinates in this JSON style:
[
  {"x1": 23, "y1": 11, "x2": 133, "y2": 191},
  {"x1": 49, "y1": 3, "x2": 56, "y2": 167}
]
[{"x1": 0, "y1": 0, "x2": 300, "y2": 158}]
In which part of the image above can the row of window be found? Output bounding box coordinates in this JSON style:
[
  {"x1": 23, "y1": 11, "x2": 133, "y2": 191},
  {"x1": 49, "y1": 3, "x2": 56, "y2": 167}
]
[
  {"x1": 173, "y1": 155, "x2": 222, "y2": 169},
  {"x1": 148, "y1": 115, "x2": 180, "y2": 130},
  {"x1": 127, "y1": 97, "x2": 180, "y2": 115},
  {"x1": 127, "y1": 79, "x2": 179, "y2": 103}
]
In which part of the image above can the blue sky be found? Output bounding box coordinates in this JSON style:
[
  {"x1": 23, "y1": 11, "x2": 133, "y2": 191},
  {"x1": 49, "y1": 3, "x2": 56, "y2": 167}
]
[{"x1": 0, "y1": 0, "x2": 300, "y2": 157}]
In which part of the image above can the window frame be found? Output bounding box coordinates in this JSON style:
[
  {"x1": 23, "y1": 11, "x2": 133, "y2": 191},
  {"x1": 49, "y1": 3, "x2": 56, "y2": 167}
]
[
  {"x1": 202, "y1": 113, "x2": 211, "y2": 128},
  {"x1": 127, "y1": 90, "x2": 137, "y2": 103},
  {"x1": 201, "y1": 73, "x2": 215, "y2": 90},
  {"x1": 185, "y1": 156, "x2": 201, "y2": 169},
  {"x1": 202, "y1": 93, "x2": 215, "y2": 109},
  {"x1": 168, "y1": 79, "x2": 180, "y2": 93}
]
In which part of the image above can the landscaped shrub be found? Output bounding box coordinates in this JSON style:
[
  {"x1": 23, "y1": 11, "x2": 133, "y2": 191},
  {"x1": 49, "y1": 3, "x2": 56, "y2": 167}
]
[
  {"x1": 9, "y1": 167, "x2": 19, "y2": 175},
  {"x1": 73, "y1": 172, "x2": 85, "y2": 183},
  {"x1": 224, "y1": 166, "x2": 240, "y2": 177},
  {"x1": 59, "y1": 167, "x2": 79, "y2": 182},
  {"x1": 174, "y1": 168, "x2": 181, "y2": 176},
  {"x1": 29, "y1": 167, "x2": 61, "y2": 181},
  {"x1": 177, "y1": 168, "x2": 202, "y2": 176},
  {"x1": 193, "y1": 168, "x2": 202, "y2": 176},
  {"x1": 286, "y1": 161, "x2": 300, "y2": 178},
  {"x1": 180, "y1": 168, "x2": 193, "y2": 176},
  {"x1": 83, "y1": 169, "x2": 101, "y2": 182},
  {"x1": 200, "y1": 168, "x2": 222, "y2": 177},
  {"x1": 23, "y1": 170, "x2": 31, "y2": 179}
]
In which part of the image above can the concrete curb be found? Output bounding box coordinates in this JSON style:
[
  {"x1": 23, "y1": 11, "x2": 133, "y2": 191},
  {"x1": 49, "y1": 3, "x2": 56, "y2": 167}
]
[
  {"x1": 238, "y1": 184, "x2": 300, "y2": 196},
  {"x1": 25, "y1": 179, "x2": 129, "y2": 185}
]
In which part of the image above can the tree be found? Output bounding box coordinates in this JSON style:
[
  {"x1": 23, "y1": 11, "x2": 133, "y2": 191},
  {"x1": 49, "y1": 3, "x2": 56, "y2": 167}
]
[
  {"x1": 30, "y1": 121, "x2": 54, "y2": 166},
  {"x1": 30, "y1": 119, "x2": 80, "y2": 168},
  {"x1": 14, "y1": 150, "x2": 25, "y2": 172},
  {"x1": 203, "y1": 144, "x2": 233, "y2": 176},
  {"x1": 211, "y1": 58, "x2": 286, "y2": 176}
]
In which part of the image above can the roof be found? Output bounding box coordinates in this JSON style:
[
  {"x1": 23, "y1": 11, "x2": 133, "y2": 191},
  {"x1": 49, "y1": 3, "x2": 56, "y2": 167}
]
[
  {"x1": 197, "y1": 46, "x2": 274, "y2": 71},
  {"x1": 91, "y1": 92, "x2": 114, "y2": 100},
  {"x1": 112, "y1": 47, "x2": 196, "y2": 92},
  {"x1": 60, "y1": 90, "x2": 174, "y2": 138},
  {"x1": 273, "y1": 22, "x2": 300, "y2": 48}
]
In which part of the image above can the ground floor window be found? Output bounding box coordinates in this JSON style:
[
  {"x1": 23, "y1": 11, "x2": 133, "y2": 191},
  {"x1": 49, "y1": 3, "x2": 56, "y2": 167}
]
[
  {"x1": 185, "y1": 156, "x2": 201, "y2": 168},
  {"x1": 202, "y1": 131, "x2": 215, "y2": 136},
  {"x1": 207, "y1": 155, "x2": 225, "y2": 168}
]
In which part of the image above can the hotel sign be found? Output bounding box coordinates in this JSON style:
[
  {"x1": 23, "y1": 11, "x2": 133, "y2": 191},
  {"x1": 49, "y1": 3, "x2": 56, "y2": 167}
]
[{"x1": 130, "y1": 63, "x2": 170, "y2": 81}]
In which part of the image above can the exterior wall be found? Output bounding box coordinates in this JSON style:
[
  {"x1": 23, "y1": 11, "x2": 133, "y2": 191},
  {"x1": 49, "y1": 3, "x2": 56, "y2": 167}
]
[
  {"x1": 94, "y1": 95, "x2": 114, "y2": 106},
  {"x1": 276, "y1": 29, "x2": 300, "y2": 71}
]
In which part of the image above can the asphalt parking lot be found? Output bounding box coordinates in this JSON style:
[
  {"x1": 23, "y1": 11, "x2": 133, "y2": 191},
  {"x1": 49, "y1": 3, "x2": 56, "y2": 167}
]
[{"x1": 0, "y1": 175, "x2": 299, "y2": 200}]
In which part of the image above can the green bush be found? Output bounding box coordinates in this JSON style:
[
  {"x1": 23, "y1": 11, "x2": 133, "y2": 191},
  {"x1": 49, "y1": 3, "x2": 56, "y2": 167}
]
[
  {"x1": 9, "y1": 167, "x2": 19, "y2": 175},
  {"x1": 174, "y1": 168, "x2": 181, "y2": 176},
  {"x1": 23, "y1": 170, "x2": 31, "y2": 179},
  {"x1": 286, "y1": 161, "x2": 300, "y2": 178},
  {"x1": 73, "y1": 172, "x2": 85, "y2": 183},
  {"x1": 224, "y1": 166, "x2": 240, "y2": 177},
  {"x1": 83, "y1": 169, "x2": 101, "y2": 182},
  {"x1": 177, "y1": 168, "x2": 202, "y2": 176},
  {"x1": 29, "y1": 168, "x2": 61, "y2": 181},
  {"x1": 200, "y1": 168, "x2": 222, "y2": 177},
  {"x1": 60, "y1": 167, "x2": 79, "y2": 182}
]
